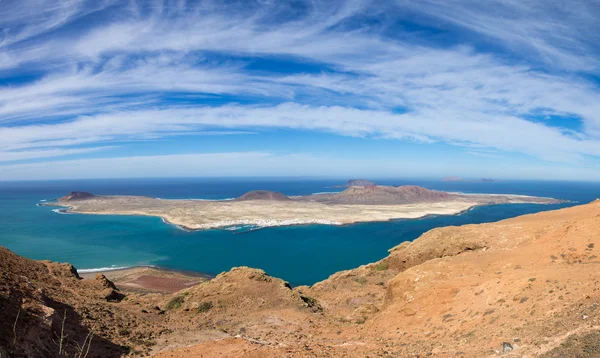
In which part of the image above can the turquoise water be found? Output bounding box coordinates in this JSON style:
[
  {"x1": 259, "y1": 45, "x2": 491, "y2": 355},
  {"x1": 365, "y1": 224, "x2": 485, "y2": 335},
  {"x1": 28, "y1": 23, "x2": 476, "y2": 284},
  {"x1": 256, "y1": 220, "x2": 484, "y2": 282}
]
[{"x1": 1, "y1": 178, "x2": 599, "y2": 286}]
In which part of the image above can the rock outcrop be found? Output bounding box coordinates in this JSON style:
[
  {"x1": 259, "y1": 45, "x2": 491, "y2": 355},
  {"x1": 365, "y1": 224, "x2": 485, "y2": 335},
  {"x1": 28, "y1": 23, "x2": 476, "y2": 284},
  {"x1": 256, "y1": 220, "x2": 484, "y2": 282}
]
[{"x1": 0, "y1": 247, "x2": 134, "y2": 357}]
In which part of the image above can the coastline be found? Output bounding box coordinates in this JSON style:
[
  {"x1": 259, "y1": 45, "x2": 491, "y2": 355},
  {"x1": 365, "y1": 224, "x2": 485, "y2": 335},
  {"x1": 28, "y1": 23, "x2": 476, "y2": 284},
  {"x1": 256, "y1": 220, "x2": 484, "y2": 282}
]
[
  {"x1": 43, "y1": 197, "x2": 564, "y2": 231},
  {"x1": 43, "y1": 200, "x2": 481, "y2": 231},
  {"x1": 79, "y1": 265, "x2": 212, "y2": 293},
  {"x1": 40, "y1": 185, "x2": 565, "y2": 232}
]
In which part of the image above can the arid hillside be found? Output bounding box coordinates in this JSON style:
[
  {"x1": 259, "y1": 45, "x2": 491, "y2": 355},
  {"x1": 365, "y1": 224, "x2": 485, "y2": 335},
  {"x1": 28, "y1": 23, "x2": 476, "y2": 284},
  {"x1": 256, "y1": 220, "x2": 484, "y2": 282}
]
[{"x1": 2, "y1": 200, "x2": 600, "y2": 357}]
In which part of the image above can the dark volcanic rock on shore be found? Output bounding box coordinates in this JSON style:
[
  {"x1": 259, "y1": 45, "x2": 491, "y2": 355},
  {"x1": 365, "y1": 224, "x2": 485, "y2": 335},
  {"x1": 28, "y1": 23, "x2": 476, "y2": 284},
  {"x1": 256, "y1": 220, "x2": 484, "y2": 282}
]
[
  {"x1": 235, "y1": 190, "x2": 291, "y2": 201},
  {"x1": 59, "y1": 191, "x2": 95, "y2": 202}
]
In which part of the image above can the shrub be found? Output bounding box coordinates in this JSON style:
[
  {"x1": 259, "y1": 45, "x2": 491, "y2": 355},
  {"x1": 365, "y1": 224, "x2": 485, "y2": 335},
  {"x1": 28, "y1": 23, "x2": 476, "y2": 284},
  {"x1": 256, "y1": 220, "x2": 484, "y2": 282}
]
[
  {"x1": 375, "y1": 262, "x2": 389, "y2": 271},
  {"x1": 118, "y1": 328, "x2": 130, "y2": 336},
  {"x1": 164, "y1": 295, "x2": 185, "y2": 310},
  {"x1": 195, "y1": 301, "x2": 213, "y2": 313},
  {"x1": 354, "y1": 277, "x2": 367, "y2": 285}
]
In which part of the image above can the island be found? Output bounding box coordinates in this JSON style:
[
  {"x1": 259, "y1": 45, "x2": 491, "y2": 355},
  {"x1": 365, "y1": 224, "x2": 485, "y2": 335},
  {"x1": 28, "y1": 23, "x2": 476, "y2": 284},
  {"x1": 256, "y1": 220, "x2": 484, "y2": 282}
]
[
  {"x1": 441, "y1": 176, "x2": 495, "y2": 182},
  {"x1": 42, "y1": 185, "x2": 563, "y2": 230},
  {"x1": 343, "y1": 179, "x2": 377, "y2": 187},
  {"x1": 330, "y1": 178, "x2": 377, "y2": 188}
]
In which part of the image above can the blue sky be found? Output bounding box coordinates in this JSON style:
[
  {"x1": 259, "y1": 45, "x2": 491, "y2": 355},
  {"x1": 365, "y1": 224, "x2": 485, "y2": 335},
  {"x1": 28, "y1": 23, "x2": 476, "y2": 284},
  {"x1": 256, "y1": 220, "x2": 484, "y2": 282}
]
[{"x1": 1, "y1": 0, "x2": 600, "y2": 180}]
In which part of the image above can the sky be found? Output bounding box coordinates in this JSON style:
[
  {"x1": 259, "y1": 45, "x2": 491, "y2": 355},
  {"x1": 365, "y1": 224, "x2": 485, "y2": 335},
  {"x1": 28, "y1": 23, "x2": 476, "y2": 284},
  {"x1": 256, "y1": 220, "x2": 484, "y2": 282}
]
[{"x1": 1, "y1": 0, "x2": 600, "y2": 181}]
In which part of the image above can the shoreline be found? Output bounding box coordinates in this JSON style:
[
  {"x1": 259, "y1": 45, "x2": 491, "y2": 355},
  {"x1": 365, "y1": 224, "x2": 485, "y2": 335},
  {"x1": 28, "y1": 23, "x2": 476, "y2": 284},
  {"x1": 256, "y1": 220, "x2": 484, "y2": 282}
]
[
  {"x1": 41, "y1": 199, "x2": 561, "y2": 232},
  {"x1": 79, "y1": 265, "x2": 213, "y2": 293},
  {"x1": 79, "y1": 264, "x2": 213, "y2": 278},
  {"x1": 40, "y1": 186, "x2": 565, "y2": 231},
  {"x1": 46, "y1": 202, "x2": 479, "y2": 231}
]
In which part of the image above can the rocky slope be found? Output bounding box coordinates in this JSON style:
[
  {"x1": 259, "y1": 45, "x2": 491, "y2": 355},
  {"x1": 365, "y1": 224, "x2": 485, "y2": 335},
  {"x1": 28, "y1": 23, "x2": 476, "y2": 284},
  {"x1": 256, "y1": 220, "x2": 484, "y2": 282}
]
[
  {"x1": 0, "y1": 247, "x2": 166, "y2": 357},
  {"x1": 3, "y1": 200, "x2": 600, "y2": 357}
]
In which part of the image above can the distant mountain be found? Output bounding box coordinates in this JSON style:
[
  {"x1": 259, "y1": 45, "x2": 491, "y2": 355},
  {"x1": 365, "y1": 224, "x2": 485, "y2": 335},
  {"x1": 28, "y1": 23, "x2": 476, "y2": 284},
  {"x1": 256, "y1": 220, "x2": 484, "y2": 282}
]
[
  {"x1": 441, "y1": 177, "x2": 494, "y2": 183},
  {"x1": 59, "y1": 191, "x2": 95, "y2": 202},
  {"x1": 441, "y1": 176, "x2": 463, "y2": 182},
  {"x1": 305, "y1": 185, "x2": 452, "y2": 205},
  {"x1": 344, "y1": 179, "x2": 376, "y2": 187},
  {"x1": 235, "y1": 190, "x2": 291, "y2": 201}
]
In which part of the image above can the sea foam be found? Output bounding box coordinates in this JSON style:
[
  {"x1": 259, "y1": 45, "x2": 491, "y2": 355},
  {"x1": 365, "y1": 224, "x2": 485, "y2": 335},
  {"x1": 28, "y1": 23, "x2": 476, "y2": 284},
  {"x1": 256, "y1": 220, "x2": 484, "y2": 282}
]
[
  {"x1": 52, "y1": 208, "x2": 72, "y2": 214},
  {"x1": 77, "y1": 265, "x2": 133, "y2": 273},
  {"x1": 195, "y1": 218, "x2": 342, "y2": 230}
]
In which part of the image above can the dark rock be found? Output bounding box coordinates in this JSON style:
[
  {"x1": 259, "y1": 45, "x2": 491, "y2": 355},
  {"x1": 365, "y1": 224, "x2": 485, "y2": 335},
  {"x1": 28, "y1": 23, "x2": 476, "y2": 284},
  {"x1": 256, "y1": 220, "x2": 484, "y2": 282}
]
[
  {"x1": 502, "y1": 342, "x2": 513, "y2": 354},
  {"x1": 101, "y1": 288, "x2": 124, "y2": 302},
  {"x1": 96, "y1": 273, "x2": 118, "y2": 290},
  {"x1": 300, "y1": 294, "x2": 323, "y2": 312},
  {"x1": 66, "y1": 264, "x2": 81, "y2": 279}
]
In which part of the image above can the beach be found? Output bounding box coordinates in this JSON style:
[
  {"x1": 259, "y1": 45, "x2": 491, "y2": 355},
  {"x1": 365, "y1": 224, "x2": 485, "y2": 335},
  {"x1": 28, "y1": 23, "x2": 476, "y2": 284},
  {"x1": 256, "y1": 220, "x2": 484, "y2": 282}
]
[{"x1": 79, "y1": 266, "x2": 211, "y2": 293}]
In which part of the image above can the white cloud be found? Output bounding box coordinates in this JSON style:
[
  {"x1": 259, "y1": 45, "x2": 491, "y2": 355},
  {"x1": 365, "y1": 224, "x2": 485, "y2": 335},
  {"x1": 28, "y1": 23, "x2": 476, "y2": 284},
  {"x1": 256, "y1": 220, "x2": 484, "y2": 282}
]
[
  {"x1": 0, "y1": 0, "x2": 599, "y2": 176},
  {"x1": 394, "y1": 0, "x2": 600, "y2": 71},
  {"x1": 1, "y1": 151, "x2": 599, "y2": 181},
  {"x1": 0, "y1": 146, "x2": 114, "y2": 162},
  {"x1": 2, "y1": 104, "x2": 600, "y2": 164}
]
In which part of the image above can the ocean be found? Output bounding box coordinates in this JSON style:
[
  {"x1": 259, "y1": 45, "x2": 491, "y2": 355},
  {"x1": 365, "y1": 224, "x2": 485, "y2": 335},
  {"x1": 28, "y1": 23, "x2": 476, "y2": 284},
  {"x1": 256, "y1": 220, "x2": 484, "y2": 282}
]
[{"x1": 0, "y1": 178, "x2": 598, "y2": 286}]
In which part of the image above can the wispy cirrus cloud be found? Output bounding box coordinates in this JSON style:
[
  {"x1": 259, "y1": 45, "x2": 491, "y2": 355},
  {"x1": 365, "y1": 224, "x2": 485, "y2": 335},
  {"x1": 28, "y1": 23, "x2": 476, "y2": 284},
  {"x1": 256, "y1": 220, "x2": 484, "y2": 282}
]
[
  {"x1": 394, "y1": 0, "x2": 600, "y2": 71},
  {"x1": 0, "y1": 0, "x2": 599, "y2": 178},
  {"x1": 3, "y1": 104, "x2": 599, "y2": 163}
]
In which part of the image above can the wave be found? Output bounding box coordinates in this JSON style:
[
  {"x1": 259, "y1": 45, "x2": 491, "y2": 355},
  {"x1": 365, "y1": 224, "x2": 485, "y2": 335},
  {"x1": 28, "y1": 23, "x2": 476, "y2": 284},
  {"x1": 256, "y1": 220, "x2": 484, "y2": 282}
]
[
  {"x1": 52, "y1": 208, "x2": 72, "y2": 214},
  {"x1": 77, "y1": 265, "x2": 134, "y2": 273},
  {"x1": 39, "y1": 199, "x2": 47, "y2": 202},
  {"x1": 195, "y1": 218, "x2": 342, "y2": 230}
]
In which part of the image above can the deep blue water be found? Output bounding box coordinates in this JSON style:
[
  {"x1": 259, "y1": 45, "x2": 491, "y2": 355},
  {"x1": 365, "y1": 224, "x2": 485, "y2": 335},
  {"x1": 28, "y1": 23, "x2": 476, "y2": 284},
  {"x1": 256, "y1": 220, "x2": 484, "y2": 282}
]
[{"x1": 0, "y1": 178, "x2": 599, "y2": 286}]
